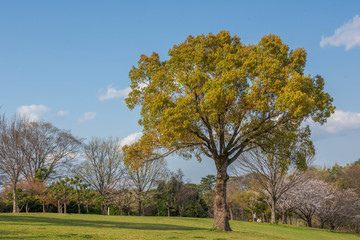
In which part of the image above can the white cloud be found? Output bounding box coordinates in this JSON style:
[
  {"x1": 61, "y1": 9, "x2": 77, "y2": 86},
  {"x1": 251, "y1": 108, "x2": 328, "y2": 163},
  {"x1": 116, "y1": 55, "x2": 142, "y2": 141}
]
[
  {"x1": 78, "y1": 112, "x2": 96, "y2": 123},
  {"x1": 98, "y1": 86, "x2": 131, "y2": 101},
  {"x1": 56, "y1": 110, "x2": 69, "y2": 118},
  {"x1": 310, "y1": 110, "x2": 360, "y2": 135},
  {"x1": 320, "y1": 15, "x2": 360, "y2": 50},
  {"x1": 119, "y1": 132, "x2": 142, "y2": 147},
  {"x1": 16, "y1": 104, "x2": 50, "y2": 122}
]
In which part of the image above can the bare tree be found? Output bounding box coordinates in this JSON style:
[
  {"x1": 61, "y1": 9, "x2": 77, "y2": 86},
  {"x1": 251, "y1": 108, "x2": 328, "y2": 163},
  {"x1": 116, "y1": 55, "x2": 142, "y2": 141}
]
[
  {"x1": 76, "y1": 137, "x2": 124, "y2": 214},
  {"x1": 114, "y1": 177, "x2": 133, "y2": 216},
  {"x1": 22, "y1": 121, "x2": 81, "y2": 182},
  {"x1": 231, "y1": 146, "x2": 313, "y2": 223},
  {"x1": 0, "y1": 115, "x2": 27, "y2": 212},
  {"x1": 127, "y1": 158, "x2": 167, "y2": 216}
]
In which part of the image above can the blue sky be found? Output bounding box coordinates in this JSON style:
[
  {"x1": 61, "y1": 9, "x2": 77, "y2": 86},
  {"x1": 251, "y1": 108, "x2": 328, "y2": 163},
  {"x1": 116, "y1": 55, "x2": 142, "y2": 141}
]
[{"x1": 1, "y1": 1, "x2": 360, "y2": 182}]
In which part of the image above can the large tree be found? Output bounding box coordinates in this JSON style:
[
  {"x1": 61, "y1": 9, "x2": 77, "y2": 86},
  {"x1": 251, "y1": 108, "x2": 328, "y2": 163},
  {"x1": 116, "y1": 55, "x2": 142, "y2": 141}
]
[{"x1": 123, "y1": 31, "x2": 334, "y2": 231}]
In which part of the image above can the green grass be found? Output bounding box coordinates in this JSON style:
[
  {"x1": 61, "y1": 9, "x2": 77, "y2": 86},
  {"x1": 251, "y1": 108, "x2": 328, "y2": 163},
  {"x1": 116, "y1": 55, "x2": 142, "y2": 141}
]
[{"x1": 0, "y1": 213, "x2": 358, "y2": 239}]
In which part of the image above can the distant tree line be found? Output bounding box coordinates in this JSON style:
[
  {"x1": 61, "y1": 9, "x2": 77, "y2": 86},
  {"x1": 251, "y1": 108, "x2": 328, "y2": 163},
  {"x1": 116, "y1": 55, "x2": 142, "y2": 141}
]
[
  {"x1": 0, "y1": 115, "x2": 210, "y2": 218},
  {"x1": 1, "y1": 114, "x2": 360, "y2": 233}
]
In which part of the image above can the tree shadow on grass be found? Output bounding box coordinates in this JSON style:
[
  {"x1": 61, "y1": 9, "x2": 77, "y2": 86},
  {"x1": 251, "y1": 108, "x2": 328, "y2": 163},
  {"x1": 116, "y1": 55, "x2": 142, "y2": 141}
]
[
  {"x1": 0, "y1": 215, "x2": 207, "y2": 231},
  {"x1": 0, "y1": 230, "x2": 46, "y2": 239}
]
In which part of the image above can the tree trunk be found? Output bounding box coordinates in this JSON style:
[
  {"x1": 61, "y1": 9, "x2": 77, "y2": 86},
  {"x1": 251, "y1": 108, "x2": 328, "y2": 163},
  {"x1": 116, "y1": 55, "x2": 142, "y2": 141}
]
[
  {"x1": 167, "y1": 206, "x2": 170, "y2": 217},
  {"x1": 281, "y1": 211, "x2": 285, "y2": 224},
  {"x1": 25, "y1": 202, "x2": 29, "y2": 213},
  {"x1": 42, "y1": 200, "x2": 46, "y2": 213},
  {"x1": 213, "y1": 163, "x2": 231, "y2": 231},
  {"x1": 77, "y1": 193, "x2": 81, "y2": 214},
  {"x1": 138, "y1": 197, "x2": 142, "y2": 216},
  {"x1": 228, "y1": 203, "x2": 233, "y2": 221},
  {"x1": 307, "y1": 217, "x2": 312, "y2": 228},
  {"x1": 86, "y1": 201, "x2": 89, "y2": 214},
  {"x1": 57, "y1": 200, "x2": 61, "y2": 213},
  {"x1": 320, "y1": 221, "x2": 325, "y2": 229},
  {"x1": 63, "y1": 191, "x2": 67, "y2": 214},
  {"x1": 64, "y1": 199, "x2": 67, "y2": 214},
  {"x1": 101, "y1": 204, "x2": 104, "y2": 215},
  {"x1": 118, "y1": 203, "x2": 122, "y2": 215},
  {"x1": 270, "y1": 201, "x2": 277, "y2": 224},
  {"x1": 330, "y1": 223, "x2": 335, "y2": 230},
  {"x1": 179, "y1": 207, "x2": 183, "y2": 217},
  {"x1": 12, "y1": 183, "x2": 18, "y2": 213}
]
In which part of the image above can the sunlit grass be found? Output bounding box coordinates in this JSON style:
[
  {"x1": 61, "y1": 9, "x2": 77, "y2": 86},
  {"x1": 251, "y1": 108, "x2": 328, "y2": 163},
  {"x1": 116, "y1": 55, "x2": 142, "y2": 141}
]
[{"x1": 0, "y1": 213, "x2": 358, "y2": 240}]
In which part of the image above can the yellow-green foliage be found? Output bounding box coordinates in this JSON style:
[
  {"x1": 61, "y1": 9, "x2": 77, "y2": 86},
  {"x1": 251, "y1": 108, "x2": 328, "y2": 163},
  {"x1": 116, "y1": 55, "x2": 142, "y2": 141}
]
[{"x1": 124, "y1": 31, "x2": 334, "y2": 169}]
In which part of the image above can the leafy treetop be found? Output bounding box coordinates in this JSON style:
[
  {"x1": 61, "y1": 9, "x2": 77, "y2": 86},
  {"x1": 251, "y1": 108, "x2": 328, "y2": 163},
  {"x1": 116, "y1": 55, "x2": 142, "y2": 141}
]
[{"x1": 124, "y1": 31, "x2": 334, "y2": 169}]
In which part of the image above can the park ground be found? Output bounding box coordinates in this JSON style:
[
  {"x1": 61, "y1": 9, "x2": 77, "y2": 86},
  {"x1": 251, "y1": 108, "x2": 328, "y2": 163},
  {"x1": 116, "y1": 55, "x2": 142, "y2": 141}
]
[{"x1": 0, "y1": 213, "x2": 358, "y2": 240}]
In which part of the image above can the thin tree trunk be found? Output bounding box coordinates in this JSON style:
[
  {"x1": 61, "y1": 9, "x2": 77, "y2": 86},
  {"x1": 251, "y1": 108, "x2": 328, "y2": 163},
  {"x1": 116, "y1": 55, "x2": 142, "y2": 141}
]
[
  {"x1": 271, "y1": 201, "x2": 277, "y2": 224},
  {"x1": 57, "y1": 200, "x2": 61, "y2": 213},
  {"x1": 307, "y1": 217, "x2": 312, "y2": 227},
  {"x1": 101, "y1": 204, "x2": 106, "y2": 215},
  {"x1": 228, "y1": 203, "x2": 233, "y2": 221},
  {"x1": 138, "y1": 197, "x2": 142, "y2": 216},
  {"x1": 42, "y1": 200, "x2": 46, "y2": 213},
  {"x1": 77, "y1": 193, "x2": 81, "y2": 214},
  {"x1": 167, "y1": 206, "x2": 170, "y2": 217},
  {"x1": 12, "y1": 183, "x2": 18, "y2": 213},
  {"x1": 25, "y1": 202, "x2": 29, "y2": 213},
  {"x1": 213, "y1": 162, "x2": 231, "y2": 231},
  {"x1": 320, "y1": 221, "x2": 325, "y2": 229},
  {"x1": 63, "y1": 190, "x2": 67, "y2": 214},
  {"x1": 64, "y1": 199, "x2": 67, "y2": 214},
  {"x1": 119, "y1": 206, "x2": 123, "y2": 216},
  {"x1": 330, "y1": 223, "x2": 335, "y2": 230}
]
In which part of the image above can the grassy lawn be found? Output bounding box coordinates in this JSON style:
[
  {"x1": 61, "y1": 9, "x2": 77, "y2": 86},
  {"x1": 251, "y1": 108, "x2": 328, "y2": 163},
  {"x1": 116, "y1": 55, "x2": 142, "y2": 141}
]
[{"x1": 0, "y1": 213, "x2": 358, "y2": 240}]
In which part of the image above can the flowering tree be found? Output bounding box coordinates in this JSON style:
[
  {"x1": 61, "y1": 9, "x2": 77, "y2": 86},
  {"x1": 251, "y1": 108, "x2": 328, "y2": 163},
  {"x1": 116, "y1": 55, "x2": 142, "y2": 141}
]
[
  {"x1": 291, "y1": 179, "x2": 329, "y2": 227},
  {"x1": 316, "y1": 185, "x2": 359, "y2": 230}
]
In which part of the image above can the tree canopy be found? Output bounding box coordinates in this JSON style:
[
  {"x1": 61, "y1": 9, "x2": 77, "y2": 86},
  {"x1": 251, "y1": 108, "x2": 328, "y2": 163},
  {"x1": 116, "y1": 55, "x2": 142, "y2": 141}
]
[{"x1": 123, "y1": 31, "x2": 334, "y2": 231}]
